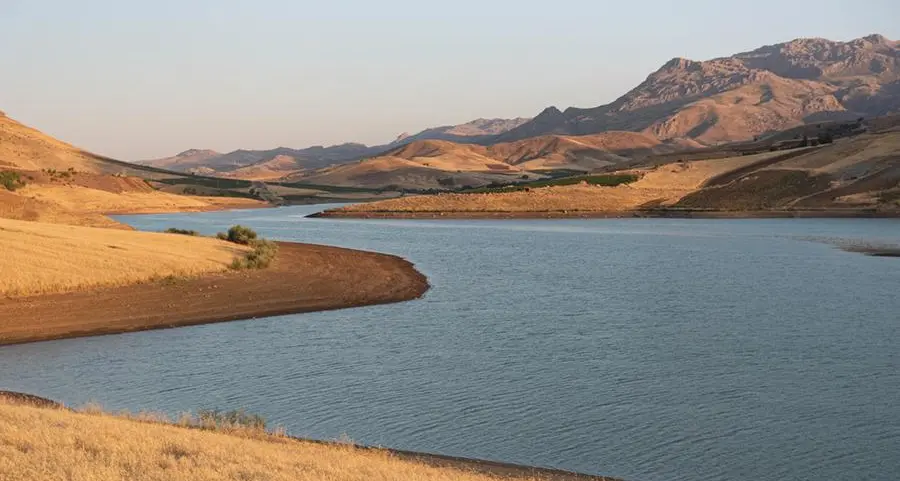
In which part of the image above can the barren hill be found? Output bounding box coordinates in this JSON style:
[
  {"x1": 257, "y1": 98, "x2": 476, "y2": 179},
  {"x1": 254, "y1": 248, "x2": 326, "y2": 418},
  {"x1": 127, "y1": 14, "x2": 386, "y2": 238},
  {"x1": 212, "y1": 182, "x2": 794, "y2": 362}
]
[
  {"x1": 496, "y1": 34, "x2": 900, "y2": 144},
  {"x1": 393, "y1": 117, "x2": 531, "y2": 144},
  {"x1": 294, "y1": 131, "x2": 680, "y2": 189},
  {"x1": 0, "y1": 112, "x2": 109, "y2": 173},
  {"x1": 140, "y1": 117, "x2": 531, "y2": 180},
  {"x1": 138, "y1": 143, "x2": 382, "y2": 176},
  {"x1": 0, "y1": 113, "x2": 264, "y2": 227},
  {"x1": 317, "y1": 128, "x2": 900, "y2": 217}
]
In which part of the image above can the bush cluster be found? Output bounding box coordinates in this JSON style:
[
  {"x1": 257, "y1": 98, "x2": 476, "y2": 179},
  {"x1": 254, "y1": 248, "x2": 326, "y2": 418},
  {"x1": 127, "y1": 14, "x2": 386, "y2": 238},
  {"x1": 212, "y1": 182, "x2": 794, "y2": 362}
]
[
  {"x1": 217, "y1": 225, "x2": 258, "y2": 245},
  {"x1": 213, "y1": 225, "x2": 278, "y2": 270},
  {"x1": 0, "y1": 171, "x2": 24, "y2": 191},
  {"x1": 196, "y1": 408, "x2": 267, "y2": 431},
  {"x1": 230, "y1": 239, "x2": 278, "y2": 270},
  {"x1": 164, "y1": 228, "x2": 200, "y2": 236}
]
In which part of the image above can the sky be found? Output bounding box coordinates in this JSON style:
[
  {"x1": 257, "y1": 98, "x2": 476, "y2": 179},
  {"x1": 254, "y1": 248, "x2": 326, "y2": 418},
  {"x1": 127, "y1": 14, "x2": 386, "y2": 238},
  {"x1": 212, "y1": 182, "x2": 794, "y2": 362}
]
[{"x1": 1, "y1": 0, "x2": 897, "y2": 160}]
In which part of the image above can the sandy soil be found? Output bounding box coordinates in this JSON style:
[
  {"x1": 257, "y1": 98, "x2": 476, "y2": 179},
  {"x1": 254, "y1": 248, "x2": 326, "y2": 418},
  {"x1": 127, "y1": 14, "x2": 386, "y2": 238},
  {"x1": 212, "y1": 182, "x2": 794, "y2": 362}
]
[{"x1": 0, "y1": 242, "x2": 428, "y2": 346}]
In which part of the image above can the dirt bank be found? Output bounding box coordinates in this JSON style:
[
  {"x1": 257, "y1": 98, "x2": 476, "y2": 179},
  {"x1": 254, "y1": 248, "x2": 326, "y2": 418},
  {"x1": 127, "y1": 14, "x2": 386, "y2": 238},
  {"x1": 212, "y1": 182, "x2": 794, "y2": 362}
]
[{"x1": 0, "y1": 242, "x2": 428, "y2": 346}]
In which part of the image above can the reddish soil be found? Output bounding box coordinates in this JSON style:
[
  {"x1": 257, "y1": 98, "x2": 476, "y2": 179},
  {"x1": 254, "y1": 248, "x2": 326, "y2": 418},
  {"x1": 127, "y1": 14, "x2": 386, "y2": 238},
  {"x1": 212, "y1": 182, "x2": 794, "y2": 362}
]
[{"x1": 0, "y1": 242, "x2": 428, "y2": 346}]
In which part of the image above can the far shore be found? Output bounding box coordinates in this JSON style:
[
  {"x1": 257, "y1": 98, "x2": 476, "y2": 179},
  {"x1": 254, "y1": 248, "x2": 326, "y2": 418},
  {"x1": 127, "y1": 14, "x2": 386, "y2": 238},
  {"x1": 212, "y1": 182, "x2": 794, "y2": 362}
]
[
  {"x1": 310, "y1": 208, "x2": 900, "y2": 220},
  {"x1": 0, "y1": 241, "x2": 428, "y2": 346}
]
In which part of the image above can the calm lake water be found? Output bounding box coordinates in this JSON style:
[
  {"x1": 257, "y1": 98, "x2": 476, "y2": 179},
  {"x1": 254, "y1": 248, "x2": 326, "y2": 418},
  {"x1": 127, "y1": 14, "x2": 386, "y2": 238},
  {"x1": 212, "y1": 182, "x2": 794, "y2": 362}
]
[{"x1": 2, "y1": 206, "x2": 899, "y2": 481}]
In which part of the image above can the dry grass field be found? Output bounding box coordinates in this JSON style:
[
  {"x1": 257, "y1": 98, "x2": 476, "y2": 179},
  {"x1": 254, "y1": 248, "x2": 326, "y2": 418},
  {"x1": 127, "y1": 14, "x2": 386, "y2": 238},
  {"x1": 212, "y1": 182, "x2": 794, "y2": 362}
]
[
  {"x1": 0, "y1": 401, "x2": 575, "y2": 481},
  {"x1": 0, "y1": 218, "x2": 248, "y2": 297},
  {"x1": 323, "y1": 132, "x2": 900, "y2": 216},
  {"x1": 0, "y1": 112, "x2": 107, "y2": 173},
  {"x1": 329, "y1": 152, "x2": 772, "y2": 214},
  {"x1": 17, "y1": 183, "x2": 263, "y2": 215}
]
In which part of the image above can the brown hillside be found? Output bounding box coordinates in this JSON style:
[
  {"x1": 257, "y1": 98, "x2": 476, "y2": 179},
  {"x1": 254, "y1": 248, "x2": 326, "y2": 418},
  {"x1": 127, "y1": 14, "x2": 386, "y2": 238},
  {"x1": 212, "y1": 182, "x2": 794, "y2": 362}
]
[
  {"x1": 320, "y1": 130, "x2": 900, "y2": 216},
  {"x1": 295, "y1": 156, "x2": 526, "y2": 190},
  {"x1": 496, "y1": 34, "x2": 900, "y2": 144},
  {"x1": 0, "y1": 113, "x2": 108, "y2": 173},
  {"x1": 221, "y1": 155, "x2": 302, "y2": 181},
  {"x1": 135, "y1": 149, "x2": 222, "y2": 170},
  {"x1": 488, "y1": 131, "x2": 662, "y2": 170},
  {"x1": 294, "y1": 132, "x2": 673, "y2": 189},
  {"x1": 0, "y1": 114, "x2": 264, "y2": 226}
]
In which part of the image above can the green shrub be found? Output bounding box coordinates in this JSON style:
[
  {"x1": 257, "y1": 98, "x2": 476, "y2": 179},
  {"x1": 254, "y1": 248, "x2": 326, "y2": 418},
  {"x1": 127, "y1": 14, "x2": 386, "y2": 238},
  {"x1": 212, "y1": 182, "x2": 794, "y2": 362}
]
[
  {"x1": 164, "y1": 228, "x2": 199, "y2": 236},
  {"x1": 214, "y1": 225, "x2": 277, "y2": 270},
  {"x1": 0, "y1": 171, "x2": 24, "y2": 191},
  {"x1": 197, "y1": 408, "x2": 266, "y2": 431},
  {"x1": 230, "y1": 239, "x2": 278, "y2": 270},
  {"x1": 220, "y1": 225, "x2": 258, "y2": 245},
  {"x1": 462, "y1": 173, "x2": 639, "y2": 194}
]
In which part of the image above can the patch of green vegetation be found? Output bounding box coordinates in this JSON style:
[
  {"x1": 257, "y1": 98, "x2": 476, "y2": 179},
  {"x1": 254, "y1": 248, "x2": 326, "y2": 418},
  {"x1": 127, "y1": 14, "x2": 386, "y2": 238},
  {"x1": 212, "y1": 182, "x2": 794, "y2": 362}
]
[
  {"x1": 463, "y1": 173, "x2": 640, "y2": 194},
  {"x1": 229, "y1": 239, "x2": 278, "y2": 270},
  {"x1": 164, "y1": 228, "x2": 200, "y2": 236},
  {"x1": 0, "y1": 171, "x2": 24, "y2": 191},
  {"x1": 272, "y1": 181, "x2": 383, "y2": 194},
  {"x1": 214, "y1": 225, "x2": 278, "y2": 270},
  {"x1": 155, "y1": 176, "x2": 253, "y2": 189},
  {"x1": 218, "y1": 225, "x2": 257, "y2": 245},
  {"x1": 197, "y1": 408, "x2": 266, "y2": 430},
  {"x1": 42, "y1": 167, "x2": 77, "y2": 181}
]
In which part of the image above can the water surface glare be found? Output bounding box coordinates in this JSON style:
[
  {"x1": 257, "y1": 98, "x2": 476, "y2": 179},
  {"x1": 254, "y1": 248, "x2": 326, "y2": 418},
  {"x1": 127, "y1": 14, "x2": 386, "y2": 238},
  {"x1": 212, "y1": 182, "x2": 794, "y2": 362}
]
[{"x1": 2, "y1": 206, "x2": 899, "y2": 481}]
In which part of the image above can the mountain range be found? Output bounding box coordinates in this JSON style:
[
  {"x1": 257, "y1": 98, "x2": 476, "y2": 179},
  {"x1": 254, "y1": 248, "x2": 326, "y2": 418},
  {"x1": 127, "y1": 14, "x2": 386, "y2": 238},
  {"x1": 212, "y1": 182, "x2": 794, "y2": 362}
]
[{"x1": 136, "y1": 34, "x2": 900, "y2": 187}]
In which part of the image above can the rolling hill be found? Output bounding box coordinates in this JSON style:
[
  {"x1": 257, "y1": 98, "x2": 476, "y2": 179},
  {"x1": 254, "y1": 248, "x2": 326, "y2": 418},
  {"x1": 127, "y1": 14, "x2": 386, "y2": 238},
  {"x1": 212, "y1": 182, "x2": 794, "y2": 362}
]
[
  {"x1": 138, "y1": 118, "x2": 532, "y2": 180},
  {"x1": 317, "y1": 125, "x2": 900, "y2": 217},
  {"x1": 293, "y1": 131, "x2": 687, "y2": 189},
  {"x1": 138, "y1": 34, "x2": 899, "y2": 190},
  {"x1": 0, "y1": 112, "x2": 266, "y2": 226}
]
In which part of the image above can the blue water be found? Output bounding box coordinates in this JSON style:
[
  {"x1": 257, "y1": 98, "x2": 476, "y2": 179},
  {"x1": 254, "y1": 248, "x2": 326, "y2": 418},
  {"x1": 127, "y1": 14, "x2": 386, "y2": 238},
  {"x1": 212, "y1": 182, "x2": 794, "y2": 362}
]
[{"x1": 2, "y1": 205, "x2": 899, "y2": 481}]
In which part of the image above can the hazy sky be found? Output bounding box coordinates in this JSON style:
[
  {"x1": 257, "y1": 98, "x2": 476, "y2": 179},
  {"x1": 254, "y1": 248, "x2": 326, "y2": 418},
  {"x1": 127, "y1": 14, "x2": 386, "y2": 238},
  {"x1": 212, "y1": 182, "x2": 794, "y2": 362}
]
[{"x1": 1, "y1": 0, "x2": 897, "y2": 159}]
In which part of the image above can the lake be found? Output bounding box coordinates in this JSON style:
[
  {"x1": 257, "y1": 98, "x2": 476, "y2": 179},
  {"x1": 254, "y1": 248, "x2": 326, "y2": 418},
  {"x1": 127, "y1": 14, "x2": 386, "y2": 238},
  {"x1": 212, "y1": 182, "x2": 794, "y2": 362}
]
[{"x1": 2, "y1": 205, "x2": 899, "y2": 481}]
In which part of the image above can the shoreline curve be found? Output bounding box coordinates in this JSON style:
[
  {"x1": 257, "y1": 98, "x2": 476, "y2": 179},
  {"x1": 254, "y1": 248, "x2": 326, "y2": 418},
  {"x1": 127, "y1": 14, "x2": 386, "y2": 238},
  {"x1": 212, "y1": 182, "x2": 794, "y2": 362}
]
[{"x1": 0, "y1": 241, "x2": 429, "y2": 346}]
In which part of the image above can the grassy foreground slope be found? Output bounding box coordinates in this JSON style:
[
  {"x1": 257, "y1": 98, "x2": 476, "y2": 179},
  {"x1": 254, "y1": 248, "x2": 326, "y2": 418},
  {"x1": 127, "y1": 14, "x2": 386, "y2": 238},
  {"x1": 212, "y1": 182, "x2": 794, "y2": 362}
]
[
  {"x1": 0, "y1": 218, "x2": 248, "y2": 297},
  {"x1": 0, "y1": 400, "x2": 600, "y2": 481}
]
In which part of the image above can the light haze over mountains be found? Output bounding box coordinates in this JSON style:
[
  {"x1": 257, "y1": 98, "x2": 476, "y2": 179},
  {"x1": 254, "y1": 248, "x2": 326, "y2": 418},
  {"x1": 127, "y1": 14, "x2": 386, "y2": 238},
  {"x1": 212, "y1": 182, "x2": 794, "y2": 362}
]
[{"x1": 0, "y1": 0, "x2": 896, "y2": 159}]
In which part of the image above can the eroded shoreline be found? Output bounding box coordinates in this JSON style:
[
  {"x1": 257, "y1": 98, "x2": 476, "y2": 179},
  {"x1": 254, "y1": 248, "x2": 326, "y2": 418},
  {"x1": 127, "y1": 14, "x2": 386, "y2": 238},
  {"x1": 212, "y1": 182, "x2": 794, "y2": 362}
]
[{"x1": 0, "y1": 241, "x2": 429, "y2": 346}]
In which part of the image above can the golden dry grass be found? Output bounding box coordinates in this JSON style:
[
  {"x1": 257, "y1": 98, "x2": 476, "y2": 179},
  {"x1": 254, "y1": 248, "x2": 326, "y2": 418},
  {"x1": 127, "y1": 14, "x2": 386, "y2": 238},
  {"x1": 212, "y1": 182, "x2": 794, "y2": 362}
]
[
  {"x1": 630, "y1": 152, "x2": 778, "y2": 191},
  {"x1": 16, "y1": 184, "x2": 263, "y2": 215},
  {"x1": 0, "y1": 402, "x2": 542, "y2": 481},
  {"x1": 0, "y1": 218, "x2": 248, "y2": 297},
  {"x1": 334, "y1": 153, "x2": 775, "y2": 213},
  {"x1": 335, "y1": 184, "x2": 663, "y2": 213},
  {"x1": 768, "y1": 131, "x2": 900, "y2": 173},
  {"x1": 0, "y1": 182, "x2": 264, "y2": 229},
  {"x1": 0, "y1": 113, "x2": 107, "y2": 173}
]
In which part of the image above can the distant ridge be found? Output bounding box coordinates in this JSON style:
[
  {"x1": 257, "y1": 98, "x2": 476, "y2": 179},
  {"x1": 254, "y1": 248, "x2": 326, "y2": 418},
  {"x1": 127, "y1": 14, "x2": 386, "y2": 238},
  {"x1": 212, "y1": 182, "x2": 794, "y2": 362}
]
[{"x1": 495, "y1": 34, "x2": 900, "y2": 143}]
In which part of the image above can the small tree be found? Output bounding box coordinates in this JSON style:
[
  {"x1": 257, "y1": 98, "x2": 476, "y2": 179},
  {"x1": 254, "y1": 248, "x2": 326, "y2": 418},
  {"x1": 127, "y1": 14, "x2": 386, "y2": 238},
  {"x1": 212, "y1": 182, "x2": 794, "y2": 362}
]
[{"x1": 224, "y1": 225, "x2": 257, "y2": 245}]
